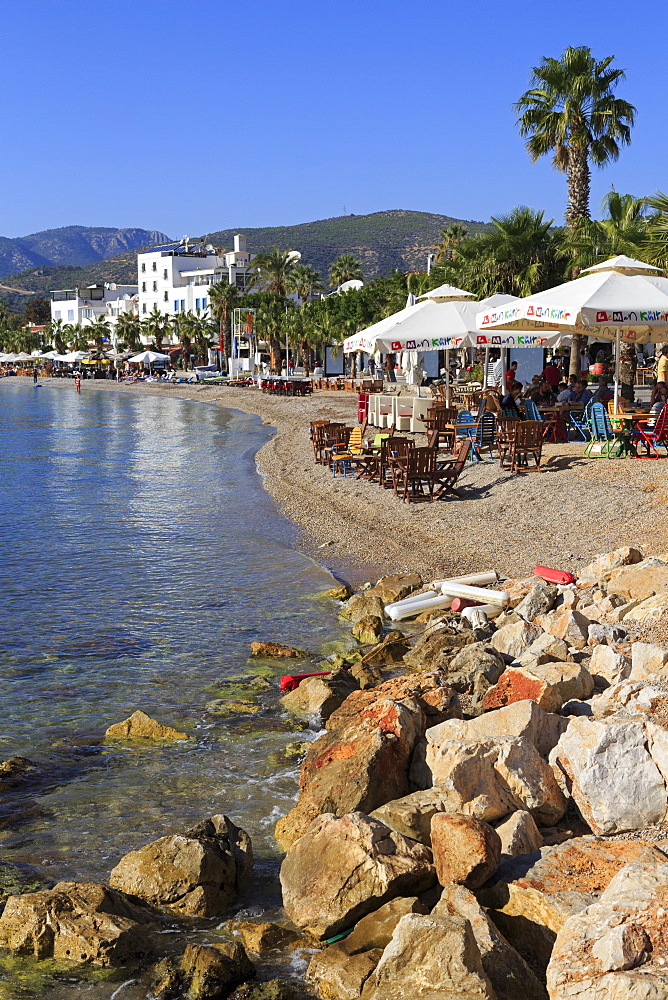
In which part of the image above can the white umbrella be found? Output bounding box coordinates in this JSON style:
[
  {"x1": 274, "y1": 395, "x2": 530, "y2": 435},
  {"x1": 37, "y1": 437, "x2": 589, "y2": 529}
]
[
  {"x1": 59, "y1": 351, "x2": 89, "y2": 362},
  {"x1": 127, "y1": 350, "x2": 171, "y2": 364},
  {"x1": 476, "y1": 255, "x2": 668, "y2": 410},
  {"x1": 13, "y1": 352, "x2": 35, "y2": 362}
]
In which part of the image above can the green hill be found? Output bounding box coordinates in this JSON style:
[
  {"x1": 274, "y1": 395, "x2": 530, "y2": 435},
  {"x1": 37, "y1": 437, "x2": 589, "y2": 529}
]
[{"x1": 0, "y1": 209, "x2": 488, "y2": 312}]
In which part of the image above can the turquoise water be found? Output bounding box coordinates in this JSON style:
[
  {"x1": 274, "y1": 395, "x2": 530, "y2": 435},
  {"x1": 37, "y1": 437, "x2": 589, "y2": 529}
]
[{"x1": 0, "y1": 380, "x2": 350, "y2": 997}]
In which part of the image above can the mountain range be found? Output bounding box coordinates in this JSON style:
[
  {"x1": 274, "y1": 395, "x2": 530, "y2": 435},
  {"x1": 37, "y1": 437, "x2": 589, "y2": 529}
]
[{"x1": 0, "y1": 210, "x2": 488, "y2": 313}]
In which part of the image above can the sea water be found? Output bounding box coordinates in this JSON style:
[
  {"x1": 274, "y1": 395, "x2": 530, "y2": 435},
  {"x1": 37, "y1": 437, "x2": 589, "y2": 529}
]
[{"x1": 0, "y1": 380, "x2": 350, "y2": 998}]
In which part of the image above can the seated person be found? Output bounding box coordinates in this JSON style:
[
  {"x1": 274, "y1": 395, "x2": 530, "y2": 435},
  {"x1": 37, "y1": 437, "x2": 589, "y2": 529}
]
[
  {"x1": 532, "y1": 380, "x2": 556, "y2": 405},
  {"x1": 557, "y1": 380, "x2": 592, "y2": 405},
  {"x1": 591, "y1": 376, "x2": 613, "y2": 403},
  {"x1": 500, "y1": 381, "x2": 524, "y2": 418},
  {"x1": 648, "y1": 381, "x2": 668, "y2": 426},
  {"x1": 557, "y1": 381, "x2": 568, "y2": 394}
]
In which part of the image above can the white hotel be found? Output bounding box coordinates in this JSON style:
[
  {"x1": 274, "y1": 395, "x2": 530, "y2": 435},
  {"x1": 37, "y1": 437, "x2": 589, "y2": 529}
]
[
  {"x1": 136, "y1": 234, "x2": 256, "y2": 323},
  {"x1": 50, "y1": 283, "x2": 138, "y2": 328}
]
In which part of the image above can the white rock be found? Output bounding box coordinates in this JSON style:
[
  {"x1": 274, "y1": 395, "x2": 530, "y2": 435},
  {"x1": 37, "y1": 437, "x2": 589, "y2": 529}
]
[
  {"x1": 630, "y1": 642, "x2": 668, "y2": 684},
  {"x1": 588, "y1": 644, "x2": 631, "y2": 685},
  {"x1": 495, "y1": 810, "x2": 543, "y2": 858}
]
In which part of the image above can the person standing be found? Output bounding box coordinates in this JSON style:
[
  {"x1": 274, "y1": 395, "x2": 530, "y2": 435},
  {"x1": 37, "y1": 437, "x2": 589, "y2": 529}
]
[
  {"x1": 579, "y1": 347, "x2": 592, "y2": 378},
  {"x1": 541, "y1": 360, "x2": 560, "y2": 389},
  {"x1": 657, "y1": 346, "x2": 668, "y2": 385},
  {"x1": 32, "y1": 367, "x2": 38, "y2": 384},
  {"x1": 505, "y1": 361, "x2": 518, "y2": 391},
  {"x1": 74, "y1": 374, "x2": 81, "y2": 393}
]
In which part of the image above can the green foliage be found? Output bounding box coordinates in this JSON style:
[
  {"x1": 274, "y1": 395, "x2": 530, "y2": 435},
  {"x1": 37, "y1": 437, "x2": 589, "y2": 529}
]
[{"x1": 329, "y1": 253, "x2": 363, "y2": 288}]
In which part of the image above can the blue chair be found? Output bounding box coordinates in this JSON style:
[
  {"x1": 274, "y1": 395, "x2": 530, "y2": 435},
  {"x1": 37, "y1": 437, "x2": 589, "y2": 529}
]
[
  {"x1": 471, "y1": 413, "x2": 497, "y2": 462},
  {"x1": 584, "y1": 403, "x2": 623, "y2": 458},
  {"x1": 522, "y1": 399, "x2": 541, "y2": 421},
  {"x1": 568, "y1": 407, "x2": 590, "y2": 441}
]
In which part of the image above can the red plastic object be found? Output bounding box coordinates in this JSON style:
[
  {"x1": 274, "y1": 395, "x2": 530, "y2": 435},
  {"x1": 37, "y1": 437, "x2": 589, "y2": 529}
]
[
  {"x1": 450, "y1": 597, "x2": 483, "y2": 612},
  {"x1": 534, "y1": 566, "x2": 576, "y2": 585},
  {"x1": 279, "y1": 671, "x2": 332, "y2": 693}
]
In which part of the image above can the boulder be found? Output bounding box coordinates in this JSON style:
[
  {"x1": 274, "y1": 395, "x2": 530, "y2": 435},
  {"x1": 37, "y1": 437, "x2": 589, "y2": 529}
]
[
  {"x1": 624, "y1": 591, "x2": 668, "y2": 624},
  {"x1": 535, "y1": 609, "x2": 591, "y2": 650},
  {"x1": 370, "y1": 788, "x2": 449, "y2": 844},
  {"x1": 434, "y1": 884, "x2": 548, "y2": 1000},
  {"x1": 588, "y1": 644, "x2": 631, "y2": 685},
  {"x1": 280, "y1": 812, "x2": 435, "y2": 939},
  {"x1": 578, "y1": 546, "x2": 643, "y2": 585},
  {"x1": 227, "y1": 982, "x2": 311, "y2": 1000},
  {"x1": 552, "y1": 716, "x2": 668, "y2": 834},
  {"x1": 402, "y1": 625, "x2": 476, "y2": 672},
  {"x1": 607, "y1": 557, "x2": 668, "y2": 600},
  {"x1": 431, "y1": 813, "x2": 501, "y2": 889},
  {"x1": 281, "y1": 670, "x2": 358, "y2": 721},
  {"x1": 587, "y1": 679, "x2": 668, "y2": 719},
  {"x1": 366, "y1": 574, "x2": 422, "y2": 605},
  {"x1": 0, "y1": 756, "x2": 38, "y2": 790},
  {"x1": 587, "y1": 622, "x2": 627, "y2": 646},
  {"x1": 275, "y1": 672, "x2": 461, "y2": 850},
  {"x1": 224, "y1": 921, "x2": 298, "y2": 954},
  {"x1": 478, "y1": 836, "x2": 667, "y2": 968},
  {"x1": 445, "y1": 642, "x2": 506, "y2": 695},
  {"x1": 357, "y1": 632, "x2": 410, "y2": 668},
  {"x1": 426, "y1": 699, "x2": 566, "y2": 759},
  {"x1": 306, "y1": 945, "x2": 382, "y2": 1000},
  {"x1": 630, "y1": 641, "x2": 668, "y2": 683},
  {"x1": 426, "y1": 735, "x2": 567, "y2": 826},
  {"x1": 514, "y1": 581, "x2": 558, "y2": 622},
  {"x1": 180, "y1": 942, "x2": 255, "y2": 1000},
  {"x1": 109, "y1": 815, "x2": 253, "y2": 917},
  {"x1": 342, "y1": 895, "x2": 428, "y2": 953},
  {"x1": 0, "y1": 881, "x2": 156, "y2": 966},
  {"x1": 105, "y1": 710, "x2": 188, "y2": 742},
  {"x1": 360, "y1": 913, "x2": 495, "y2": 1000},
  {"x1": 340, "y1": 594, "x2": 386, "y2": 623},
  {"x1": 494, "y1": 810, "x2": 543, "y2": 858},
  {"x1": 351, "y1": 615, "x2": 384, "y2": 646},
  {"x1": 322, "y1": 584, "x2": 352, "y2": 601},
  {"x1": 523, "y1": 631, "x2": 571, "y2": 663},
  {"x1": 249, "y1": 641, "x2": 307, "y2": 658},
  {"x1": 482, "y1": 661, "x2": 593, "y2": 714},
  {"x1": 489, "y1": 621, "x2": 543, "y2": 658},
  {"x1": 546, "y1": 862, "x2": 668, "y2": 1000}
]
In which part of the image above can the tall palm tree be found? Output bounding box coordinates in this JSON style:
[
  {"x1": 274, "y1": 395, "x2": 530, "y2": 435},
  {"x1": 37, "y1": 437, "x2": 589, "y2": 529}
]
[
  {"x1": 89, "y1": 314, "x2": 112, "y2": 351},
  {"x1": 642, "y1": 192, "x2": 668, "y2": 269},
  {"x1": 255, "y1": 297, "x2": 292, "y2": 372},
  {"x1": 515, "y1": 46, "x2": 635, "y2": 224},
  {"x1": 434, "y1": 224, "x2": 468, "y2": 263},
  {"x1": 254, "y1": 248, "x2": 299, "y2": 297},
  {"x1": 562, "y1": 190, "x2": 650, "y2": 272},
  {"x1": 208, "y1": 279, "x2": 240, "y2": 363},
  {"x1": 287, "y1": 263, "x2": 323, "y2": 306},
  {"x1": 329, "y1": 253, "x2": 363, "y2": 289},
  {"x1": 142, "y1": 306, "x2": 170, "y2": 351},
  {"x1": 49, "y1": 318, "x2": 67, "y2": 354},
  {"x1": 66, "y1": 324, "x2": 89, "y2": 350},
  {"x1": 114, "y1": 313, "x2": 142, "y2": 352}
]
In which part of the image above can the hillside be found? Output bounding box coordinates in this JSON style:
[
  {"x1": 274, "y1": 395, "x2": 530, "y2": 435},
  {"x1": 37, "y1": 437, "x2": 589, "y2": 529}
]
[
  {"x1": 0, "y1": 210, "x2": 488, "y2": 312},
  {"x1": 0, "y1": 226, "x2": 171, "y2": 278}
]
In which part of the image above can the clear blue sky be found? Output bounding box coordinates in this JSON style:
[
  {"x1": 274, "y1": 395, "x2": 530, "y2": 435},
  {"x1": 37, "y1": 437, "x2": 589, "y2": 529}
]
[{"x1": 1, "y1": 0, "x2": 665, "y2": 239}]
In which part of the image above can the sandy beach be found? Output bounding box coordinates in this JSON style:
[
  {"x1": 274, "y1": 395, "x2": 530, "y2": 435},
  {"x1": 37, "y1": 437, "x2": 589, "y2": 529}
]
[{"x1": 43, "y1": 377, "x2": 668, "y2": 586}]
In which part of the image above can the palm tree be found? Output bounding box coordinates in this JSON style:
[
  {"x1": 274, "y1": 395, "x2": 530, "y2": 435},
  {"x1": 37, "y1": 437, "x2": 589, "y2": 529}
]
[
  {"x1": 287, "y1": 264, "x2": 323, "y2": 307},
  {"x1": 329, "y1": 253, "x2": 363, "y2": 289},
  {"x1": 515, "y1": 46, "x2": 635, "y2": 224},
  {"x1": 208, "y1": 279, "x2": 240, "y2": 364},
  {"x1": 434, "y1": 224, "x2": 468, "y2": 263},
  {"x1": 562, "y1": 190, "x2": 650, "y2": 272},
  {"x1": 642, "y1": 192, "x2": 668, "y2": 269},
  {"x1": 89, "y1": 315, "x2": 112, "y2": 351},
  {"x1": 114, "y1": 313, "x2": 142, "y2": 352},
  {"x1": 66, "y1": 324, "x2": 89, "y2": 350},
  {"x1": 142, "y1": 307, "x2": 170, "y2": 351},
  {"x1": 254, "y1": 248, "x2": 299, "y2": 297},
  {"x1": 255, "y1": 297, "x2": 292, "y2": 372},
  {"x1": 49, "y1": 318, "x2": 67, "y2": 354}
]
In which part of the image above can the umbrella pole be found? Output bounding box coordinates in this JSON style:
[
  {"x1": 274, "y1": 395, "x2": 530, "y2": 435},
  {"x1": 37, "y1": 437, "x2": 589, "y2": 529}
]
[
  {"x1": 613, "y1": 329, "x2": 621, "y2": 414},
  {"x1": 483, "y1": 347, "x2": 489, "y2": 389},
  {"x1": 445, "y1": 349, "x2": 451, "y2": 406}
]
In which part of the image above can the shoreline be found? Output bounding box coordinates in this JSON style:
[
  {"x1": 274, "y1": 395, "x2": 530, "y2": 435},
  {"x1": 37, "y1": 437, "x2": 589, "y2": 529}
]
[{"x1": 28, "y1": 376, "x2": 668, "y2": 585}]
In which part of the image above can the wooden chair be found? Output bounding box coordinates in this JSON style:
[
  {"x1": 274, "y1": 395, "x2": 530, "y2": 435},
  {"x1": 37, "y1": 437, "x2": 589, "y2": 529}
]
[
  {"x1": 433, "y1": 439, "x2": 472, "y2": 498},
  {"x1": 510, "y1": 421, "x2": 544, "y2": 472},
  {"x1": 384, "y1": 436, "x2": 416, "y2": 488},
  {"x1": 392, "y1": 447, "x2": 437, "y2": 502},
  {"x1": 497, "y1": 417, "x2": 520, "y2": 469}
]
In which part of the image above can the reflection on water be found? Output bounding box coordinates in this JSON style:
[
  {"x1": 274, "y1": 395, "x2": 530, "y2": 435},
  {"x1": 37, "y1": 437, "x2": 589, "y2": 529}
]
[{"x1": 0, "y1": 381, "x2": 349, "y2": 997}]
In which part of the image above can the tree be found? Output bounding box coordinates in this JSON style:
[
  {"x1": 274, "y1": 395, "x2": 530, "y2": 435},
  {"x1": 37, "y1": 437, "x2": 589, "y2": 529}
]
[
  {"x1": 434, "y1": 224, "x2": 468, "y2": 263},
  {"x1": 642, "y1": 192, "x2": 668, "y2": 268},
  {"x1": 89, "y1": 314, "x2": 112, "y2": 351},
  {"x1": 114, "y1": 313, "x2": 142, "y2": 351},
  {"x1": 208, "y1": 279, "x2": 240, "y2": 364},
  {"x1": 562, "y1": 190, "x2": 650, "y2": 272},
  {"x1": 329, "y1": 253, "x2": 363, "y2": 289},
  {"x1": 254, "y1": 248, "x2": 299, "y2": 297},
  {"x1": 255, "y1": 297, "x2": 293, "y2": 372},
  {"x1": 23, "y1": 296, "x2": 51, "y2": 326},
  {"x1": 141, "y1": 307, "x2": 170, "y2": 351},
  {"x1": 515, "y1": 46, "x2": 635, "y2": 225},
  {"x1": 49, "y1": 318, "x2": 67, "y2": 354},
  {"x1": 287, "y1": 263, "x2": 323, "y2": 307}
]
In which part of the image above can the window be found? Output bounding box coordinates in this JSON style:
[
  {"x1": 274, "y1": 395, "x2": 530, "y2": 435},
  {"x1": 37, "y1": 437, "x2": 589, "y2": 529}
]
[
  {"x1": 141, "y1": 262, "x2": 146, "y2": 273},
  {"x1": 152, "y1": 281, "x2": 157, "y2": 292},
  {"x1": 202, "y1": 297, "x2": 208, "y2": 309},
  {"x1": 54, "y1": 310, "x2": 61, "y2": 320},
  {"x1": 174, "y1": 300, "x2": 179, "y2": 312},
  {"x1": 67, "y1": 309, "x2": 74, "y2": 321},
  {"x1": 163, "y1": 269, "x2": 168, "y2": 280},
  {"x1": 196, "y1": 298, "x2": 201, "y2": 310},
  {"x1": 180, "y1": 299, "x2": 185, "y2": 312},
  {"x1": 152, "y1": 261, "x2": 157, "y2": 271},
  {"x1": 142, "y1": 303, "x2": 147, "y2": 314},
  {"x1": 164, "y1": 291, "x2": 168, "y2": 302},
  {"x1": 141, "y1": 282, "x2": 146, "y2": 292}
]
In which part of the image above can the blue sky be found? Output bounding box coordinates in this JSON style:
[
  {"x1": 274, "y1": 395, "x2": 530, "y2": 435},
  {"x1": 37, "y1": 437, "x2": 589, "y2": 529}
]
[{"x1": 1, "y1": 0, "x2": 665, "y2": 239}]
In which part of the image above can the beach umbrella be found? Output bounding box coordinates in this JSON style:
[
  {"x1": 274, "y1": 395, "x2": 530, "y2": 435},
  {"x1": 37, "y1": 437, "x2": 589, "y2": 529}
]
[
  {"x1": 59, "y1": 351, "x2": 89, "y2": 362},
  {"x1": 127, "y1": 350, "x2": 171, "y2": 364},
  {"x1": 476, "y1": 255, "x2": 668, "y2": 410}
]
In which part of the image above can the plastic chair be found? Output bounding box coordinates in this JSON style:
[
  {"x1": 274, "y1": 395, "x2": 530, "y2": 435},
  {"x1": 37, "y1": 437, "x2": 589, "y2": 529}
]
[
  {"x1": 471, "y1": 413, "x2": 496, "y2": 462},
  {"x1": 584, "y1": 403, "x2": 624, "y2": 458},
  {"x1": 567, "y1": 407, "x2": 590, "y2": 441},
  {"x1": 633, "y1": 404, "x2": 668, "y2": 458}
]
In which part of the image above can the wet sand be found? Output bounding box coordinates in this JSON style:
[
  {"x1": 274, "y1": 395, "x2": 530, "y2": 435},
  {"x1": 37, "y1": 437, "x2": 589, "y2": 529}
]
[{"x1": 43, "y1": 377, "x2": 668, "y2": 585}]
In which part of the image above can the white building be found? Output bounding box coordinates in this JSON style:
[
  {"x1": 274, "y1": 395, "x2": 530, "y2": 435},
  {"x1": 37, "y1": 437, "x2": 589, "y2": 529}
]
[
  {"x1": 50, "y1": 282, "x2": 138, "y2": 328},
  {"x1": 136, "y1": 235, "x2": 257, "y2": 334}
]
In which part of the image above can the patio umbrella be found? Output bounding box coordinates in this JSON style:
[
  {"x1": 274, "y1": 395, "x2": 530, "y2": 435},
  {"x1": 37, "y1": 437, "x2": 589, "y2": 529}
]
[
  {"x1": 127, "y1": 351, "x2": 171, "y2": 364},
  {"x1": 476, "y1": 255, "x2": 668, "y2": 410},
  {"x1": 60, "y1": 351, "x2": 89, "y2": 362}
]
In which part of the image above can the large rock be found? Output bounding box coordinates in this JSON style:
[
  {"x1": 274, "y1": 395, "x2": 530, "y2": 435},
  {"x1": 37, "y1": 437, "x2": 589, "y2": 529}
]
[
  {"x1": 426, "y1": 699, "x2": 566, "y2": 759},
  {"x1": 0, "y1": 756, "x2": 38, "y2": 790},
  {"x1": 434, "y1": 884, "x2": 548, "y2": 1000},
  {"x1": 351, "y1": 616, "x2": 384, "y2": 646},
  {"x1": 360, "y1": 913, "x2": 495, "y2": 999},
  {"x1": 445, "y1": 642, "x2": 506, "y2": 696},
  {"x1": 630, "y1": 641, "x2": 668, "y2": 683},
  {"x1": 105, "y1": 710, "x2": 188, "y2": 741},
  {"x1": 431, "y1": 813, "x2": 501, "y2": 889},
  {"x1": 275, "y1": 672, "x2": 461, "y2": 850},
  {"x1": 0, "y1": 882, "x2": 156, "y2": 966},
  {"x1": 370, "y1": 788, "x2": 449, "y2": 844},
  {"x1": 495, "y1": 810, "x2": 543, "y2": 859},
  {"x1": 426, "y1": 735, "x2": 566, "y2": 826},
  {"x1": 482, "y1": 662, "x2": 593, "y2": 714},
  {"x1": 588, "y1": 643, "x2": 631, "y2": 685},
  {"x1": 224, "y1": 921, "x2": 299, "y2": 955},
  {"x1": 366, "y1": 574, "x2": 422, "y2": 605},
  {"x1": 523, "y1": 632, "x2": 571, "y2": 664},
  {"x1": 307, "y1": 945, "x2": 382, "y2": 1000},
  {"x1": 402, "y1": 625, "x2": 476, "y2": 672},
  {"x1": 489, "y1": 621, "x2": 542, "y2": 658},
  {"x1": 109, "y1": 815, "x2": 253, "y2": 917},
  {"x1": 534, "y1": 609, "x2": 591, "y2": 650},
  {"x1": 280, "y1": 812, "x2": 434, "y2": 939},
  {"x1": 552, "y1": 716, "x2": 668, "y2": 834},
  {"x1": 249, "y1": 641, "x2": 307, "y2": 658},
  {"x1": 280, "y1": 670, "x2": 358, "y2": 721},
  {"x1": 357, "y1": 632, "x2": 410, "y2": 668},
  {"x1": 181, "y1": 942, "x2": 254, "y2": 1000},
  {"x1": 546, "y1": 862, "x2": 668, "y2": 999},
  {"x1": 607, "y1": 557, "x2": 668, "y2": 600},
  {"x1": 340, "y1": 594, "x2": 386, "y2": 623},
  {"x1": 625, "y1": 591, "x2": 668, "y2": 624},
  {"x1": 578, "y1": 546, "x2": 643, "y2": 585},
  {"x1": 479, "y1": 837, "x2": 668, "y2": 967},
  {"x1": 514, "y1": 581, "x2": 558, "y2": 622}
]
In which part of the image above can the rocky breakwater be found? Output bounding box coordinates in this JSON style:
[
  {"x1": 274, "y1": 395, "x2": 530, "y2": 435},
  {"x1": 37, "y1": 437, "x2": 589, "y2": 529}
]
[{"x1": 276, "y1": 551, "x2": 668, "y2": 999}]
